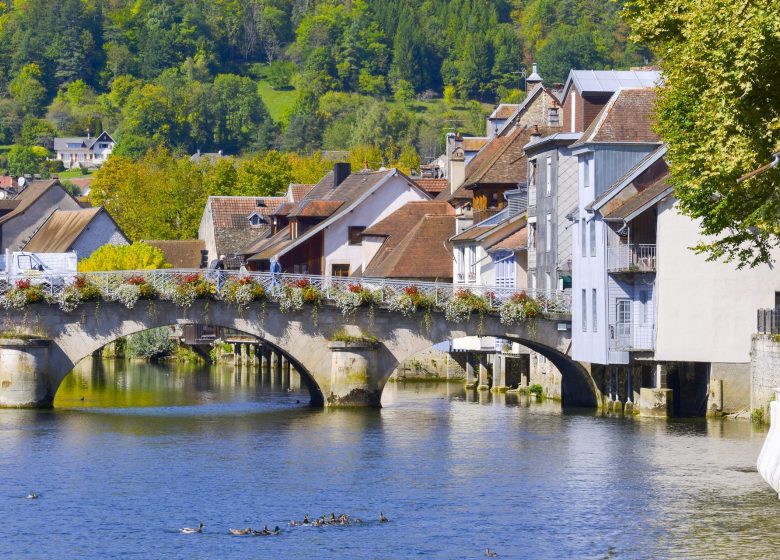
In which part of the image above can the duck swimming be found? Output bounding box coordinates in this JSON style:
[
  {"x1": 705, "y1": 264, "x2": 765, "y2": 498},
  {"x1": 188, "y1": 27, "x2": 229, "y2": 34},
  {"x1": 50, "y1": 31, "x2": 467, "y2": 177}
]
[
  {"x1": 179, "y1": 522, "x2": 204, "y2": 534},
  {"x1": 379, "y1": 512, "x2": 389, "y2": 523},
  {"x1": 485, "y1": 549, "x2": 498, "y2": 557},
  {"x1": 229, "y1": 527, "x2": 252, "y2": 536},
  {"x1": 26, "y1": 493, "x2": 39, "y2": 500}
]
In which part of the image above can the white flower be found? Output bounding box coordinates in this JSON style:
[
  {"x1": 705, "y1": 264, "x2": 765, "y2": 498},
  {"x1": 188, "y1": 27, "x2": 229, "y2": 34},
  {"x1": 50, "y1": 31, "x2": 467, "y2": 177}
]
[
  {"x1": 499, "y1": 301, "x2": 528, "y2": 325},
  {"x1": 1, "y1": 290, "x2": 28, "y2": 310},
  {"x1": 278, "y1": 287, "x2": 304, "y2": 312},
  {"x1": 387, "y1": 293, "x2": 416, "y2": 317},
  {"x1": 444, "y1": 297, "x2": 472, "y2": 323},
  {"x1": 115, "y1": 283, "x2": 141, "y2": 309},
  {"x1": 334, "y1": 289, "x2": 362, "y2": 316},
  {"x1": 58, "y1": 285, "x2": 83, "y2": 313}
]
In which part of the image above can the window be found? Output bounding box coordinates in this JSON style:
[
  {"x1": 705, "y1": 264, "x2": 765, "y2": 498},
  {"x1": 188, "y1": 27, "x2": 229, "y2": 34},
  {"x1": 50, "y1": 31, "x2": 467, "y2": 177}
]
[
  {"x1": 529, "y1": 161, "x2": 537, "y2": 188},
  {"x1": 489, "y1": 192, "x2": 499, "y2": 207},
  {"x1": 581, "y1": 218, "x2": 586, "y2": 257},
  {"x1": 348, "y1": 226, "x2": 365, "y2": 245},
  {"x1": 545, "y1": 157, "x2": 552, "y2": 196},
  {"x1": 592, "y1": 289, "x2": 598, "y2": 332},
  {"x1": 331, "y1": 264, "x2": 350, "y2": 277},
  {"x1": 570, "y1": 94, "x2": 577, "y2": 131},
  {"x1": 616, "y1": 299, "x2": 631, "y2": 340},
  {"x1": 581, "y1": 289, "x2": 588, "y2": 332},
  {"x1": 545, "y1": 214, "x2": 552, "y2": 252},
  {"x1": 466, "y1": 245, "x2": 477, "y2": 282},
  {"x1": 494, "y1": 251, "x2": 516, "y2": 289},
  {"x1": 589, "y1": 220, "x2": 596, "y2": 257},
  {"x1": 248, "y1": 214, "x2": 262, "y2": 227},
  {"x1": 528, "y1": 222, "x2": 536, "y2": 249},
  {"x1": 547, "y1": 107, "x2": 560, "y2": 126},
  {"x1": 456, "y1": 247, "x2": 465, "y2": 281},
  {"x1": 582, "y1": 155, "x2": 591, "y2": 188},
  {"x1": 99, "y1": 143, "x2": 110, "y2": 149}
]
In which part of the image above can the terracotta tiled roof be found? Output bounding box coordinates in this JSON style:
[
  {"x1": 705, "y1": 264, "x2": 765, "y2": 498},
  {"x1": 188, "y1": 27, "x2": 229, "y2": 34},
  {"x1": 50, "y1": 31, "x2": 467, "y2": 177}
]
[
  {"x1": 290, "y1": 183, "x2": 315, "y2": 202},
  {"x1": 411, "y1": 178, "x2": 448, "y2": 196},
  {"x1": 245, "y1": 227, "x2": 292, "y2": 261},
  {"x1": 574, "y1": 88, "x2": 660, "y2": 146},
  {"x1": 24, "y1": 208, "x2": 110, "y2": 252},
  {"x1": 364, "y1": 214, "x2": 455, "y2": 280},
  {"x1": 363, "y1": 201, "x2": 454, "y2": 237},
  {"x1": 286, "y1": 169, "x2": 396, "y2": 218},
  {"x1": 144, "y1": 239, "x2": 206, "y2": 268},
  {"x1": 208, "y1": 196, "x2": 286, "y2": 228},
  {"x1": 448, "y1": 125, "x2": 554, "y2": 201},
  {"x1": 490, "y1": 104, "x2": 521, "y2": 120},
  {"x1": 487, "y1": 227, "x2": 527, "y2": 252},
  {"x1": 603, "y1": 173, "x2": 673, "y2": 221},
  {"x1": 463, "y1": 138, "x2": 488, "y2": 151},
  {"x1": 271, "y1": 202, "x2": 295, "y2": 216},
  {"x1": 0, "y1": 176, "x2": 14, "y2": 188},
  {"x1": 290, "y1": 199, "x2": 343, "y2": 218}
]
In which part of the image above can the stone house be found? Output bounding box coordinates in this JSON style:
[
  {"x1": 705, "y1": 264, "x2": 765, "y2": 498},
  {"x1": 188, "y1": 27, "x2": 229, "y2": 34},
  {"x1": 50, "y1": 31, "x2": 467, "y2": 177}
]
[{"x1": 23, "y1": 207, "x2": 129, "y2": 259}]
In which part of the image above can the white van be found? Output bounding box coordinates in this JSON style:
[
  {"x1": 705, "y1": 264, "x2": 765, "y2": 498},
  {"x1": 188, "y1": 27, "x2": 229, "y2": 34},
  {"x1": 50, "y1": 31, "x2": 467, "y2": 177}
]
[{"x1": 0, "y1": 250, "x2": 78, "y2": 288}]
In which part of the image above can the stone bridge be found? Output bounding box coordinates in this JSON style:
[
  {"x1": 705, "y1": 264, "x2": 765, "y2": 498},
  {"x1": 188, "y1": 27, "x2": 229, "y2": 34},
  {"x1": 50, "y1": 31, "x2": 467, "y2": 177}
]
[
  {"x1": 0, "y1": 270, "x2": 596, "y2": 409},
  {"x1": 0, "y1": 300, "x2": 598, "y2": 409}
]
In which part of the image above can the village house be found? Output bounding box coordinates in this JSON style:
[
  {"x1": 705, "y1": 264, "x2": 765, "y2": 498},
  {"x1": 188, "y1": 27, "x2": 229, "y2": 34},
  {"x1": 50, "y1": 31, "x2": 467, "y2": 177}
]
[
  {"x1": 0, "y1": 179, "x2": 83, "y2": 251},
  {"x1": 54, "y1": 131, "x2": 115, "y2": 169},
  {"x1": 360, "y1": 201, "x2": 455, "y2": 282},
  {"x1": 241, "y1": 163, "x2": 431, "y2": 276},
  {"x1": 23, "y1": 207, "x2": 128, "y2": 259},
  {"x1": 198, "y1": 195, "x2": 287, "y2": 268},
  {"x1": 582, "y1": 141, "x2": 780, "y2": 417},
  {"x1": 144, "y1": 240, "x2": 207, "y2": 269}
]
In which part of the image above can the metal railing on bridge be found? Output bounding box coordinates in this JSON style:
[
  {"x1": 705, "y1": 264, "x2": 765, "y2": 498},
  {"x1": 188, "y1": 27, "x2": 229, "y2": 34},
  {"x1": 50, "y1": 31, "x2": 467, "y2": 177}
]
[{"x1": 0, "y1": 269, "x2": 572, "y2": 315}]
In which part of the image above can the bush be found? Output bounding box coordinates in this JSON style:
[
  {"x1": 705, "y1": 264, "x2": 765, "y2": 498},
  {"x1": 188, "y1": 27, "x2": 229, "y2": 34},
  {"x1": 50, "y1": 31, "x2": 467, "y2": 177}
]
[
  {"x1": 126, "y1": 327, "x2": 173, "y2": 360},
  {"x1": 78, "y1": 242, "x2": 171, "y2": 272},
  {"x1": 529, "y1": 384, "x2": 544, "y2": 398}
]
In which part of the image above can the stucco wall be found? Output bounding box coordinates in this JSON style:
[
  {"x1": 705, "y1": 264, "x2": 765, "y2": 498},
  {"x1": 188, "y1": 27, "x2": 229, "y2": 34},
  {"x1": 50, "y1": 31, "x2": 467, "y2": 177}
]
[
  {"x1": 2, "y1": 185, "x2": 81, "y2": 251},
  {"x1": 323, "y1": 175, "x2": 428, "y2": 276},
  {"x1": 198, "y1": 203, "x2": 217, "y2": 263},
  {"x1": 655, "y1": 198, "x2": 780, "y2": 363},
  {"x1": 71, "y1": 211, "x2": 129, "y2": 259}
]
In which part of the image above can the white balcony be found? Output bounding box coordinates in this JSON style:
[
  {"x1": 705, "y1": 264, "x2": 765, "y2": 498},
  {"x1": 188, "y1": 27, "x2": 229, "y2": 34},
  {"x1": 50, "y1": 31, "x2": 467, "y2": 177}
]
[
  {"x1": 609, "y1": 323, "x2": 655, "y2": 351},
  {"x1": 607, "y1": 244, "x2": 656, "y2": 273}
]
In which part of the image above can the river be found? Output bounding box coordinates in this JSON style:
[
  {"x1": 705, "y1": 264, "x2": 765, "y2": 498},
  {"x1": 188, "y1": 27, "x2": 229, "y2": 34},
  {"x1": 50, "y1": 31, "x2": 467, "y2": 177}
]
[{"x1": 0, "y1": 359, "x2": 778, "y2": 559}]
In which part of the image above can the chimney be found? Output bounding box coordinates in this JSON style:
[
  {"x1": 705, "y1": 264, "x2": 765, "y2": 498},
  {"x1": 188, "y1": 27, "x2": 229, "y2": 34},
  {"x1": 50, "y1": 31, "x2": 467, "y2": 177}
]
[
  {"x1": 526, "y1": 62, "x2": 543, "y2": 92},
  {"x1": 333, "y1": 162, "x2": 351, "y2": 188},
  {"x1": 530, "y1": 124, "x2": 541, "y2": 143},
  {"x1": 447, "y1": 132, "x2": 465, "y2": 194}
]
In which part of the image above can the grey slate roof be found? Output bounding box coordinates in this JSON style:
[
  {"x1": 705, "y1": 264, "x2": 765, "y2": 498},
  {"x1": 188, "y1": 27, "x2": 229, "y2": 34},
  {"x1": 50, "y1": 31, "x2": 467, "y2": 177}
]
[{"x1": 562, "y1": 70, "x2": 661, "y2": 101}]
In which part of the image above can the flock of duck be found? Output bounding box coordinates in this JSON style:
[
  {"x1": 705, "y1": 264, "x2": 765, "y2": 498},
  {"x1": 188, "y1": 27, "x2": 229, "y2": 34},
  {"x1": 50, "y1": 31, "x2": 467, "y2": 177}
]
[{"x1": 179, "y1": 512, "x2": 390, "y2": 536}]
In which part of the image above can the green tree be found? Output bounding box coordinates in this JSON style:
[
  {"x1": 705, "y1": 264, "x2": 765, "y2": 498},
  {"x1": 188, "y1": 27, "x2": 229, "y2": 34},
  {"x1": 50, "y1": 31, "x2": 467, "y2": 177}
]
[
  {"x1": 625, "y1": 0, "x2": 780, "y2": 266},
  {"x1": 126, "y1": 327, "x2": 174, "y2": 359},
  {"x1": 9, "y1": 63, "x2": 47, "y2": 116},
  {"x1": 78, "y1": 242, "x2": 172, "y2": 271},
  {"x1": 393, "y1": 79, "x2": 415, "y2": 105},
  {"x1": 267, "y1": 60, "x2": 296, "y2": 89},
  {"x1": 6, "y1": 144, "x2": 43, "y2": 176}
]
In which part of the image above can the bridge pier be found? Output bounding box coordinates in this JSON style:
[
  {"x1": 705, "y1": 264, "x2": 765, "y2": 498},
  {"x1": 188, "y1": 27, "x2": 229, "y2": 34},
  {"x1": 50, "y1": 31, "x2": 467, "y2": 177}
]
[
  {"x1": 0, "y1": 339, "x2": 54, "y2": 408},
  {"x1": 327, "y1": 341, "x2": 383, "y2": 406},
  {"x1": 491, "y1": 354, "x2": 507, "y2": 392},
  {"x1": 465, "y1": 353, "x2": 476, "y2": 388},
  {"x1": 477, "y1": 356, "x2": 490, "y2": 391}
]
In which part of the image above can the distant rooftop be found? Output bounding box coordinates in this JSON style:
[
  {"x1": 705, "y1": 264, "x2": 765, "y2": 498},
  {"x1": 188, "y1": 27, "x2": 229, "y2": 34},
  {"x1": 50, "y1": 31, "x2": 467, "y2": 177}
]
[{"x1": 564, "y1": 69, "x2": 661, "y2": 99}]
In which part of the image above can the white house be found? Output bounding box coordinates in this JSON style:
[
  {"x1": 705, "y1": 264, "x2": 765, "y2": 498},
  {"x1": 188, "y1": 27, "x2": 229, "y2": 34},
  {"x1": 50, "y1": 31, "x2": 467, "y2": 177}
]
[{"x1": 53, "y1": 132, "x2": 115, "y2": 169}]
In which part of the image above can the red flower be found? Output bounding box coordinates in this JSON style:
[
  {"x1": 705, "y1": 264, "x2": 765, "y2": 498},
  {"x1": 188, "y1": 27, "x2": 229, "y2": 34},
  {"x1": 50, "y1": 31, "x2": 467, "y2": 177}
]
[
  {"x1": 455, "y1": 288, "x2": 471, "y2": 299},
  {"x1": 404, "y1": 285, "x2": 419, "y2": 296},
  {"x1": 15, "y1": 279, "x2": 31, "y2": 290},
  {"x1": 126, "y1": 276, "x2": 146, "y2": 285},
  {"x1": 511, "y1": 291, "x2": 529, "y2": 303},
  {"x1": 293, "y1": 279, "x2": 310, "y2": 289},
  {"x1": 181, "y1": 273, "x2": 201, "y2": 284},
  {"x1": 347, "y1": 282, "x2": 363, "y2": 293},
  {"x1": 74, "y1": 276, "x2": 88, "y2": 289}
]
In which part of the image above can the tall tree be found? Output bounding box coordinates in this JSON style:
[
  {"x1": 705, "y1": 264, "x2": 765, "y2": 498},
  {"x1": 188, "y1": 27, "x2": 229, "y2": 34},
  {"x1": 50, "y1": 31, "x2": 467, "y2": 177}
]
[{"x1": 625, "y1": 0, "x2": 780, "y2": 266}]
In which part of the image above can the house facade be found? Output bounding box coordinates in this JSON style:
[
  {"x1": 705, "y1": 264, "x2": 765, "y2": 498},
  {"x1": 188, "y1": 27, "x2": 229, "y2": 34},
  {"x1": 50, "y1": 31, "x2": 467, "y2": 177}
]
[
  {"x1": 244, "y1": 164, "x2": 431, "y2": 276},
  {"x1": 54, "y1": 132, "x2": 115, "y2": 169},
  {"x1": 0, "y1": 180, "x2": 83, "y2": 251},
  {"x1": 24, "y1": 207, "x2": 129, "y2": 259}
]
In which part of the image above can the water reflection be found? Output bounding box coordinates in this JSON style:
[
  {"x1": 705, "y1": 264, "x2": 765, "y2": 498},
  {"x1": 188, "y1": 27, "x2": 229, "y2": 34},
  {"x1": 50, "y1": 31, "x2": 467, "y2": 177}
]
[{"x1": 0, "y1": 360, "x2": 776, "y2": 559}]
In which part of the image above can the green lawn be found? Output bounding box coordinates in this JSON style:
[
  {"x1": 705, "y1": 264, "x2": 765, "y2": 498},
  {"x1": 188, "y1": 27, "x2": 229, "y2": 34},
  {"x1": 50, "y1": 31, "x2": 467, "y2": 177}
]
[
  {"x1": 257, "y1": 80, "x2": 299, "y2": 123},
  {"x1": 55, "y1": 168, "x2": 94, "y2": 179}
]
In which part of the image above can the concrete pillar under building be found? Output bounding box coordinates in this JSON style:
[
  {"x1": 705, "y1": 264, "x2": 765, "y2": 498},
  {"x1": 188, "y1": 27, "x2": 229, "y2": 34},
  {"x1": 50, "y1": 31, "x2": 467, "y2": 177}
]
[
  {"x1": 465, "y1": 353, "x2": 476, "y2": 388},
  {"x1": 477, "y1": 355, "x2": 490, "y2": 391},
  {"x1": 491, "y1": 354, "x2": 507, "y2": 392}
]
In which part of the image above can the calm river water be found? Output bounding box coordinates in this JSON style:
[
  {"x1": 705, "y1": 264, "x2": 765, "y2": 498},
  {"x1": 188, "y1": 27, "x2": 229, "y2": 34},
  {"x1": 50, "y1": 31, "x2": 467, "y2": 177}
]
[{"x1": 0, "y1": 359, "x2": 778, "y2": 559}]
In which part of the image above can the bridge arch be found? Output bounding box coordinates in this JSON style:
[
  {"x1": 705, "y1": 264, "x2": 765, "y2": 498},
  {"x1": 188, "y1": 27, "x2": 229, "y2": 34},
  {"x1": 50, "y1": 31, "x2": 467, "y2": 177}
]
[{"x1": 0, "y1": 299, "x2": 597, "y2": 409}]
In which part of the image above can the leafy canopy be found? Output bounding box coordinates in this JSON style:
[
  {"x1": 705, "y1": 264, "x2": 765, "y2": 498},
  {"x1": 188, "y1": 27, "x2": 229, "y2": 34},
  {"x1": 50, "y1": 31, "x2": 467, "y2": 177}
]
[
  {"x1": 625, "y1": 0, "x2": 780, "y2": 266},
  {"x1": 78, "y1": 242, "x2": 171, "y2": 272}
]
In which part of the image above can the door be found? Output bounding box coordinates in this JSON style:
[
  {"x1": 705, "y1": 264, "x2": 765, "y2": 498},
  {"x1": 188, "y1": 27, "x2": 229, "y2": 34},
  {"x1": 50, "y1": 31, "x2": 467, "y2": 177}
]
[
  {"x1": 616, "y1": 299, "x2": 631, "y2": 348},
  {"x1": 494, "y1": 251, "x2": 515, "y2": 291}
]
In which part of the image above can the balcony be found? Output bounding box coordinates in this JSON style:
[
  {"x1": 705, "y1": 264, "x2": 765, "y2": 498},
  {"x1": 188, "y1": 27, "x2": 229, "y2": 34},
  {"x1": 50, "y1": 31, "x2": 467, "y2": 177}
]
[
  {"x1": 608, "y1": 323, "x2": 655, "y2": 351},
  {"x1": 607, "y1": 244, "x2": 656, "y2": 273}
]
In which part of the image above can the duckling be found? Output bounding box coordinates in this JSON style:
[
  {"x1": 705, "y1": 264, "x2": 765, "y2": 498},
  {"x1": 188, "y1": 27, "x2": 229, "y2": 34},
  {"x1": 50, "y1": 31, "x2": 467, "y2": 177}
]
[
  {"x1": 288, "y1": 520, "x2": 299, "y2": 527},
  {"x1": 485, "y1": 549, "x2": 498, "y2": 557},
  {"x1": 179, "y1": 522, "x2": 204, "y2": 534},
  {"x1": 25, "y1": 493, "x2": 39, "y2": 500},
  {"x1": 302, "y1": 514, "x2": 310, "y2": 525},
  {"x1": 229, "y1": 527, "x2": 252, "y2": 536},
  {"x1": 328, "y1": 513, "x2": 337, "y2": 524},
  {"x1": 272, "y1": 526, "x2": 281, "y2": 535},
  {"x1": 379, "y1": 512, "x2": 389, "y2": 523}
]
